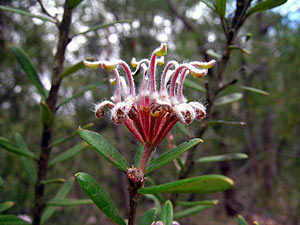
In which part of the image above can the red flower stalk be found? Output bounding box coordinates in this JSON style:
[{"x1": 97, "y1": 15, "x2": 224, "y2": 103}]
[{"x1": 84, "y1": 44, "x2": 215, "y2": 149}]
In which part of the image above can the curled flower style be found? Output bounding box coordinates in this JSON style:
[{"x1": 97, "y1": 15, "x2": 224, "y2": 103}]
[{"x1": 84, "y1": 44, "x2": 215, "y2": 148}]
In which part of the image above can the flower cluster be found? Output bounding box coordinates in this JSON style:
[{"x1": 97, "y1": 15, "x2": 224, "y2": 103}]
[{"x1": 84, "y1": 43, "x2": 215, "y2": 148}]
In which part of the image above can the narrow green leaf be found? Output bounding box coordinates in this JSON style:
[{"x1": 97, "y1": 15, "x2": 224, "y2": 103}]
[
  {"x1": 146, "y1": 177, "x2": 164, "y2": 202},
  {"x1": 134, "y1": 145, "x2": 144, "y2": 168},
  {"x1": 216, "y1": 0, "x2": 226, "y2": 18},
  {"x1": 0, "y1": 201, "x2": 14, "y2": 213},
  {"x1": 41, "y1": 177, "x2": 74, "y2": 224},
  {"x1": 175, "y1": 157, "x2": 185, "y2": 173},
  {"x1": 238, "y1": 215, "x2": 248, "y2": 225},
  {"x1": 206, "y1": 49, "x2": 222, "y2": 60},
  {"x1": 144, "y1": 194, "x2": 162, "y2": 212},
  {"x1": 10, "y1": 46, "x2": 48, "y2": 97},
  {"x1": 174, "y1": 205, "x2": 213, "y2": 219},
  {"x1": 214, "y1": 93, "x2": 243, "y2": 106},
  {"x1": 228, "y1": 45, "x2": 251, "y2": 54},
  {"x1": 0, "y1": 215, "x2": 30, "y2": 225},
  {"x1": 139, "y1": 175, "x2": 234, "y2": 194},
  {"x1": 47, "y1": 198, "x2": 93, "y2": 206},
  {"x1": 0, "y1": 6, "x2": 55, "y2": 23},
  {"x1": 68, "y1": 0, "x2": 84, "y2": 9},
  {"x1": 15, "y1": 134, "x2": 37, "y2": 183},
  {"x1": 177, "y1": 200, "x2": 218, "y2": 207},
  {"x1": 239, "y1": 85, "x2": 269, "y2": 96},
  {"x1": 183, "y1": 78, "x2": 206, "y2": 93},
  {"x1": 60, "y1": 59, "x2": 93, "y2": 79},
  {"x1": 0, "y1": 176, "x2": 3, "y2": 189},
  {"x1": 49, "y1": 142, "x2": 88, "y2": 167},
  {"x1": 207, "y1": 120, "x2": 246, "y2": 126},
  {"x1": 138, "y1": 208, "x2": 158, "y2": 225},
  {"x1": 0, "y1": 137, "x2": 38, "y2": 160},
  {"x1": 40, "y1": 178, "x2": 66, "y2": 185},
  {"x1": 40, "y1": 102, "x2": 52, "y2": 128},
  {"x1": 160, "y1": 201, "x2": 173, "y2": 225},
  {"x1": 246, "y1": 0, "x2": 287, "y2": 18},
  {"x1": 147, "y1": 138, "x2": 202, "y2": 174},
  {"x1": 59, "y1": 82, "x2": 103, "y2": 107},
  {"x1": 73, "y1": 20, "x2": 132, "y2": 37},
  {"x1": 79, "y1": 129, "x2": 129, "y2": 172},
  {"x1": 175, "y1": 123, "x2": 190, "y2": 137},
  {"x1": 75, "y1": 172, "x2": 126, "y2": 225},
  {"x1": 253, "y1": 221, "x2": 261, "y2": 225},
  {"x1": 196, "y1": 153, "x2": 248, "y2": 164},
  {"x1": 201, "y1": 0, "x2": 216, "y2": 11},
  {"x1": 50, "y1": 123, "x2": 93, "y2": 147}
]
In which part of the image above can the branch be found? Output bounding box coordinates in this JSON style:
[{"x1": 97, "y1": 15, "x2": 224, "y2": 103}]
[{"x1": 37, "y1": 0, "x2": 58, "y2": 23}]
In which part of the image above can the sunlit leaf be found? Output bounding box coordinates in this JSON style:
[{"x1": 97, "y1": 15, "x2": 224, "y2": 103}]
[
  {"x1": 0, "y1": 201, "x2": 14, "y2": 213},
  {"x1": 174, "y1": 205, "x2": 213, "y2": 219},
  {"x1": 138, "y1": 208, "x2": 158, "y2": 225},
  {"x1": 214, "y1": 93, "x2": 243, "y2": 105},
  {"x1": 10, "y1": 46, "x2": 48, "y2": 97},
  {"x1": 60, "y1": 59, "x2": 93, "y2": 79},
  {"x1": 46, "y1": 198, "x2": 93, "y2": 206},
  {"x1": 0, "y1": 6, "x2": 55, "y2": 23},
  {"x1": 183, "y1": 78, "x2": 206, "y2": 93},
  {"x1": 147, "y1": 138, "x2": 202, "y2": 174},
  {"x1": 15, "y1": 134, "x2": 37, "y2": 183},
  {"x1": 75, "y1": 172, "x2": 126, "y2": 225},
  {"x1": 40, "y1": 102, "x2": 52, "y2": 128},
  {"x1": 49, "y1": 142, "x2": 88, "y2": 167},
  {"x1": 0, "y1": 137, "x2": 38, "y2": 160},
  {"x1": 139, "y1": 175, "x2": 233, "y2": 194},
  {"x1": 40, "y1": 178, "x2": 66, "y2": 185},
  {"x1": 246, "y1": 0, "x2": 287, "y2": 18},
  {"x1": 73, "y1": 20, "x2": 131, "y2": 37},
  {"x1": 238, "y1": 215, "x2": 248, "y2": 225},
  {"x1": 196, "y1": 153, "x2": 248, "y2": 164},
  {"x1": 177, "y1": 200, "x2": 218, "y2": 207},
  {"x1": 78, "y1": 129, "x2": 129, "y2": 172},
  {"x1": 41, "y1": 178, "x2": 74, "y2": 224},
  {"x1": 253, "y1": 221, "x2": 261, "y2": 225},
  {"x1": 206, "y1": 49, "x2": 222, "y2": 60},
  {"x1": 160, "y1": 201, "x2": 173, "y2": 225},
  {"x1": 0, "y1": 215, "x2": 30, "y2": 225},
  {"x1": 216, "y1": 0, "x2": 226, "y2": 18},
  {"x1": 239, "y1": 85, "x2": 269, "y2": 96}
]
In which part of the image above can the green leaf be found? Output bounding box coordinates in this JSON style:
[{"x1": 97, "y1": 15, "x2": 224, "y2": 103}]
[
  {"x1": 228, "y1": 45, "x2": 251, "y2": 54},
  {"x1": 146, "y1": 177, "x2": 164, "y2": 202},
  {"x1": 68, "y1": 0, "x2": 84, "y2": 9},
  {"x1": 246, "y1": 0, "x2": 287, "y2": 18},
  {"x1": 59, "y1": 82, "x2": 103, "y2": 107},
  {"x1": 40, "y1": 102, "x2": 52, "y2": 128},
  {"x1": 75, "y1": 172, "x2": 126, "y2": 225},
  {"x1": 147, "y1": 138, "x2": 202, "y2": 174},
  {"x1": 134, "y1": 145, "x2": 144, "y2": 168},
  {"x1": 0, "y1": 137, "x2": 38, "y2": 160},
  {"x1": 253, "y1": 221, "x2": 261, "y2": 225},
  {"x1": 207, "y1": 120, "x2": 246, "y2": 126},
  {"x1": 40, "y1": 178, "x2": 66, "y2": 185},
  {"x1": 14, "y1": 134, "x2": 37, "y2": 183},
  {"x1": 175, "y1": 123, "x2": 190, "y2": 137},
  {"x1": 50, "y1": 123, "x2": 93, "y2": 147},
  {"x1": 177, "y1": 200, "x2": 218, "y2": 207},
  {"x1": 10, "y1": 46, "x2": 48, "y2": 97},
  {"x1": 139, "y1": 175, "x2": 233, "y2": 194},
  {"x1": 216, "y1": 0, "x2": 226, "y2": 18},
  {"x1": 206, "y1": 49, "x2": 222, "y2": 60},
  {"x1": 183, "y1": 78, "x2": 206, "y2": 93},
  {"x1": 73, "y1": 20, "x2": 132, "y2": 37},
  {"x1": 0, "y1": 6, "x2": 55, "y2": 23},
  {"x1": 214, "y1": 93, "x2": 243, "y2": 106},
  {"x1": 0, "y1": 176, "x2": 3, "y2": 189},
  {"x1": 239, "y1": 85, "x2": 269, "y2": 96},
  {"x1": 138, "y1": 208, "x2": 158, "y2": 225},
  {"x1": 0, "y1": 215, "x2": 30, "y2": 225},
  {"x1": 49, "y1": 142, "x2": 88, "y2": 167},
  {"x1": 174, "y1": 205, "x2": 213, "y2": 219},
  {"x1": 144, "y1": 194, "x2": 162, "y2": 212},
  {"x1": 201, "y1": 0, "x2": 216, "y2": 11},
  {"x1": 79, "y1": 129, "x2": 129, "y2": 172},
  {"x1": 0, "y1": 201, "x2": 14, "y2": 213},
  {"x1": 47, "y1": 198, "x2": 93, "y2": 206},
  {"x1": 160, "y1": 201, "x2": 173, "y2": 225},
  {"x1": 41, "y1": 178, "x2": 74, "y2": 224},
  {"x1": 196, "y1": 153, "x2": 248, "y2": 164},
  {"x1": 60, "y1": 59, "x2": 93, "y2": 79},
  {"x1": 238, "y1": 215, "x2": 248, "y2": 225}
]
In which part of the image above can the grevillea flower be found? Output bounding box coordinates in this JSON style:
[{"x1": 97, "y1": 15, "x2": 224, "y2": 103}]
[{"x1": 84, "y1": 44, "x2": 215, "y2": 148}]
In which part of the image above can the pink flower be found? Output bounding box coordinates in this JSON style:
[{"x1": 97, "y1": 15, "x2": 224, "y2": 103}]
[{"x1": 84, "y1": 44, "x2": 215, "y2": 148}]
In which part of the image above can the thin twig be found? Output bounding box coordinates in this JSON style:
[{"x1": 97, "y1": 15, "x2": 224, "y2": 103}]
[{"x1": 37, "y1": 0, "x2": 58, "y2": 23}]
